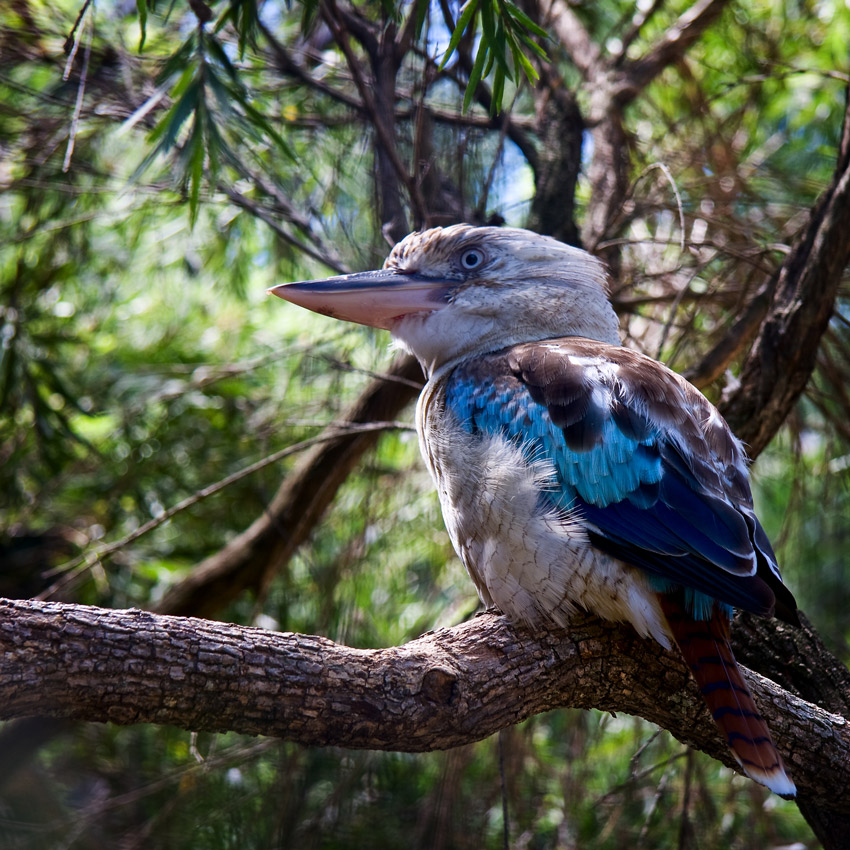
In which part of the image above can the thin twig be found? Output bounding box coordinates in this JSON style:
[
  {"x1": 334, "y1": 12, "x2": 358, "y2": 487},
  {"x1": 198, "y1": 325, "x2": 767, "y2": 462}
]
[
  {"x1": 223, "y1": 186, "x2": 351, "y2": 274},
  {"x1": 63, "y1": 0, "x2": 93, "y2": 58},
  {"x1": 658, "y1": 164, "x2": 686, "y2": 254},
  {"x1": 37, "y1": 421, "x2": 414, "y2": 600},
  {"x1": 63, "y1": 3, "x2": 94, "y2": 172},
  {"x1": 627, "y1": 0, "x2": 728, "y2": 92},
  {"x1": 315, "y1": 354, "x2": 425, "y2": 390},
  {"x1": 637, "y1": 764, "x2": 671, "y2": 843},
  {"x1": 595, "y1": 748, "x2": 689, "y2": 802},
  {"x1": 654, "y1": 258, "x2": 716, "y2": 361},
  {"x1": 618, "y1": 0, "x2": 666, "y2": 58},
  {"x1": 477, "y1": 90, "x2": 516, "y2": 217},
  {"x1": 321, "y1": 0, "x2": 428, "y2": 226},
  {"x1": 677, "y1": 749, "x2": 694, "y2": 850}
]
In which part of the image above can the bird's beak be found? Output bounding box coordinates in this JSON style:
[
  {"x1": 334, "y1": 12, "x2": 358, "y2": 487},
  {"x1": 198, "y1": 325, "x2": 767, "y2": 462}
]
[{"x1": 267, "y1": 269, "x2": 453, "y2": 330}]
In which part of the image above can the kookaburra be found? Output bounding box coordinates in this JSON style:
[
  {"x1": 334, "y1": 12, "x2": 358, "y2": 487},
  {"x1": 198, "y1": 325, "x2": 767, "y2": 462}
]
[{"x1": 269, "y1": 224, "x2": 797, "y2": 796}]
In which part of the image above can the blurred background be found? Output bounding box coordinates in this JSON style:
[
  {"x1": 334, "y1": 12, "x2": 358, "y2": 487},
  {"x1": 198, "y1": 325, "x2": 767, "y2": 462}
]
[{"x1": 1, "y1": 0, "x2": 848, "y2": 846}]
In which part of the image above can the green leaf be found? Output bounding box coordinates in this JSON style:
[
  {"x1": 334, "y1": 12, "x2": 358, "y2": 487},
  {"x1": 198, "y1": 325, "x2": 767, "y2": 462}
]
[
  {"x1": 491, "y1": 65, "x2": 505, "y2": 114},
  {"x1": 205, "y1": 33, "x2": 240, "y2": 84},
  {"x1": 479, "y1": 0, "x2": 496, "y2": 45},
  {"x1": 155, "y1": 33, "x2": 197, "y2": 87},
  {"x1": 187, "y1": 119, "x2": 205, "y2": 227},
  {"x1": 440, "y1": 0, "x2": 479, "y2": 70},
  {"x1": 502, "y1": 0, "x2": 548, "y2": 40},
  {"x1": 482, "y1": 48, "x2": 495, "y2": 79},
  {"x1": 214, "y1": 0, "x2": 261, "y2": 59},
  {"x1": 205, "y1": 61, "x2": 295, "y2": 161},
  {"x1": 490, "y1": 19, "x2": 512, "y2": 79},
  {"x1": 152, "y1": 73, "x2": 201, "y2": 148},
  {"x1": 463, "y1": 37, "x2": 488, "y2": 112},
  {"x1": 510, "y1": 39, "x2": 538, "y2": 83},
  {"x1": 378, "y1": 0, "x2": 401, "y2": 21},
  {"x1": 413, "y1": 0, "x2": 428, "y2": 41},
  {"x1": 299, "y1": 0, "x2": 320, "y2": 35},
  {"x1": 241, "y1": 100, "x2": 296, "y2": 160},
  {"x1": 204, "y1": 110, "x2": 226, "y2": 175},
  {"x1": 131, "y1": 73, "x2": 201, "y2": 181},
  {"x1": 518, "y1": 32, "x2": 548, "y2": 62},
  {"x1": 205, "y1": 65, "x2": 239, "y2": 119},
  {"x1": 136, "y1": 0, "x2": 148, "y2": 52}
]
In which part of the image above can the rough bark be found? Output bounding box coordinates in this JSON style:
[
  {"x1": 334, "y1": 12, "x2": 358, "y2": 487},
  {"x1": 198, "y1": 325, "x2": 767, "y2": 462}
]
[
  {"x1": 538, "y1": 0, "x2": 731, "y2": 264},
  {"x1": 2, "y1": 598, "x2": 847, "y2": 809},
  {"x1": 526, "y1": 78, "x2": 584, "y2": 247},
  {"x1": 732, "y1": 611, "x2": 850, "y2": 846},
  {"x1": 720, "y1": 86, "x2": 850, "y2": 456}
]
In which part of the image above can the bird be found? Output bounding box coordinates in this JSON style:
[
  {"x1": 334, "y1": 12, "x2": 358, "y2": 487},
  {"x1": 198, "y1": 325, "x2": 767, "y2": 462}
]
[{"x1": 268, "y1": 224, "x2": 798, "y2": 796}]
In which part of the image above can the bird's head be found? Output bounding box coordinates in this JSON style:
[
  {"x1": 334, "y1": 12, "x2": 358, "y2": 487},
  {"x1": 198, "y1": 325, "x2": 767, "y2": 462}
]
[{"x1": 269, "y1": 225, "x2": 621, "y2": 375}]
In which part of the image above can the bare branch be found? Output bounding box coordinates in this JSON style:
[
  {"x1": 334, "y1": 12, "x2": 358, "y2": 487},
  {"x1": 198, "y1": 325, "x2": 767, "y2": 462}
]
[
  {"x1": 527, "y1": 69, "x2": 584, "y2": 245},
  {"x1": 259, "y1": 21, "x2": 364, "y2": 111},
  {"x1": 682, "y1": 287, "x2": 771, "y2": 388},
  {"x1": 537, "y1": 0, "x2": 601, "y2": 79},
  {"x1": 223, "y1": 185, "x2": 351, "y2": 274},
  {"x1": 38, "y1": 421, "x2": 410, "y2": 601},
  {"x1": 2, "y1": 598, "x2": 847, "y2": 807},
  {"x1": 627, "y1": 0, "x2": 729, "y2": 94},
  {"x1": 617, "y1": 0, "x2": 666, "y2": 59},
  {"x1": 321, "y1": 0, "x2": 427, "y2": 232},
  {"x1": 394, "y1": 0, "x2": 427, "y2": 58},
  {"x1": 721, "y1": 85, "x2": 850, "y2": 456},
  {"x1": 537, "y1": 0, "x2": 731, "y2": 255}
]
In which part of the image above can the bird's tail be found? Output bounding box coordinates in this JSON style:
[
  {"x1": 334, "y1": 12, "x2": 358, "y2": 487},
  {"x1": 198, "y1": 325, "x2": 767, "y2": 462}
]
[{"x1": 660, "y1": 595, "x2": 796, "y2": 796}]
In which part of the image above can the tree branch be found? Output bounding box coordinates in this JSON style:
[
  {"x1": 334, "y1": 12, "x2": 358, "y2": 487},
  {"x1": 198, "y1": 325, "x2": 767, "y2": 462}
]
[
  {"x1": 682, "y1": 286, "x2": 771, "y2": 388},
  {"x1": 155, "y1": 355, "x2": 423, "y2": 619},
  {"x1": 259, "y1": 21, "x2": 365, "y2": 111},
  {"x1": 321, "y1": 0, "x2": 427, "y2": 234},
  {"x1": 2, "y1": 598, "x2": 847, "y2": 806},
  {"x1": 537, "y1": 0, "x2": 601, "y2": 79},
  {"x1": 626, "y1": 0, "x2": 729, "y2": 93},
  {"x1": 223, "y1": 185, "x2": 351, "y2": 275},
  {"x1": 538, "y1": 0, "x2": 731, "y2": 257},
  {"x1": 721, "y1": 84, "x2": 850, "y2": 456}
]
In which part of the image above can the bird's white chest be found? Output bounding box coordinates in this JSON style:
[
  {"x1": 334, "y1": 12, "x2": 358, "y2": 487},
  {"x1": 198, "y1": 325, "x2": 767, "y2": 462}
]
[{"x1": 415, "y1": 379, "x2": 669, "y2": 646}]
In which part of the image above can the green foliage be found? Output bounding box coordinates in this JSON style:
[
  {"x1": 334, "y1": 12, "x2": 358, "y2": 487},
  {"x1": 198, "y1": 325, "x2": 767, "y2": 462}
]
[
  {"x1": 754, "y1": 400, "x2": 850, "y2": 657},
  {"x1": 442, "y1": 0, "x2": 549, "y2": 112},
  {"x1": 0, "y1": 0, "x2": 845, "y2": 847},
  {"x1": 134, "y1": 27, "x2": 293, "y2": 226}
]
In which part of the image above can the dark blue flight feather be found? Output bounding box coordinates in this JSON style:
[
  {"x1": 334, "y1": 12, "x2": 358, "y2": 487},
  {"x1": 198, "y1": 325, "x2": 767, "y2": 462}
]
[{"x1": 443, "y1": 337, "x2": 791, "y2": 621}]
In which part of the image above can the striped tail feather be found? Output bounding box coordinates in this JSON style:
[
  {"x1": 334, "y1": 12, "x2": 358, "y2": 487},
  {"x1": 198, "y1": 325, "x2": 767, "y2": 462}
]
[{"x1": 660, "y1": 595, "x2": 796, "y2": 796}]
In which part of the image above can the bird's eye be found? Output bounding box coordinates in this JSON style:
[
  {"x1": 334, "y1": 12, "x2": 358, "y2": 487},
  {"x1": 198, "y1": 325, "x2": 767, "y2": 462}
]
[{"x1": 459, "y1": 248, "x2": 484, "y2": 270}]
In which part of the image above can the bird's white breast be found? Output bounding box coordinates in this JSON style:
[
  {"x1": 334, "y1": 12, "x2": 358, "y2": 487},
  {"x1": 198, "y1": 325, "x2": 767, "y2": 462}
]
[{"x1": 416, "y1": 378, "x2": 671, "y2": 647}]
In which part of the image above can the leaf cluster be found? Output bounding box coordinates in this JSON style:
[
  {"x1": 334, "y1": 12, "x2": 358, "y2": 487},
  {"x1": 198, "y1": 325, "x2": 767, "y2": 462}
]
[{"x1": 442, "y1": 0, "x2": 549, "y2": 112}]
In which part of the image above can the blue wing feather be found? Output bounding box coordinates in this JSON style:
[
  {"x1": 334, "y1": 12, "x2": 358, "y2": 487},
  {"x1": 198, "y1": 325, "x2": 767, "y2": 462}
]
[{"x1": 444, "y1": 339, "x2": 785, "y2": 620}]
